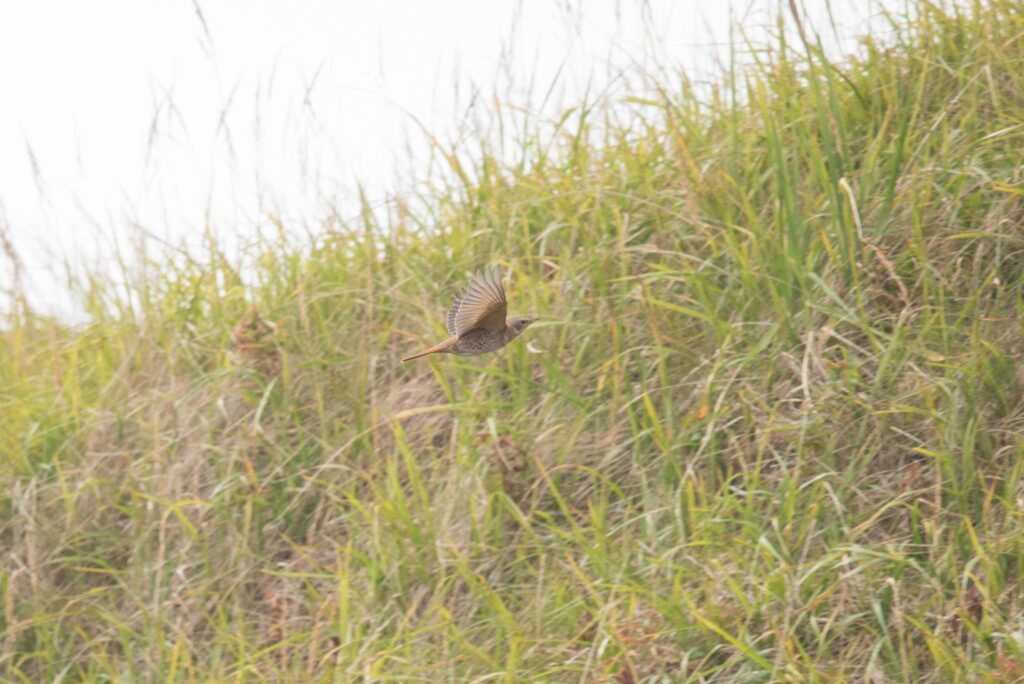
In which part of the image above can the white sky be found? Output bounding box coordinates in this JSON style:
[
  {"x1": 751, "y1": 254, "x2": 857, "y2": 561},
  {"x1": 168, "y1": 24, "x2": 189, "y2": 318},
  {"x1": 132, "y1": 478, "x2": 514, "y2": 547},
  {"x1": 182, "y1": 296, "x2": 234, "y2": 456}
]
[{"x1": 0, "y1": 1, "x2": 883, "y2": 318}]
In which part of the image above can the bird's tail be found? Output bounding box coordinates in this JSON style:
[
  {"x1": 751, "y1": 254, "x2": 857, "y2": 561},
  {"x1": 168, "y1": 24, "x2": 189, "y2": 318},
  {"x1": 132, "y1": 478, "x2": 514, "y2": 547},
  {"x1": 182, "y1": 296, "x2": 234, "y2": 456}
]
[{"x1": 401, "y1": 340, "x2": 452, "y2": 362}]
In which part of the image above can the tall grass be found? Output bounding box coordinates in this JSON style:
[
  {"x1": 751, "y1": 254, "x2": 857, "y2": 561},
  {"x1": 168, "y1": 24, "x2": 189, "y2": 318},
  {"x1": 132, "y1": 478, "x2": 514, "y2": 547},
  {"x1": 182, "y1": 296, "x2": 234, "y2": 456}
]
[{"x1": 3, "y1": 0, "x2": 1024, "y2": 680}]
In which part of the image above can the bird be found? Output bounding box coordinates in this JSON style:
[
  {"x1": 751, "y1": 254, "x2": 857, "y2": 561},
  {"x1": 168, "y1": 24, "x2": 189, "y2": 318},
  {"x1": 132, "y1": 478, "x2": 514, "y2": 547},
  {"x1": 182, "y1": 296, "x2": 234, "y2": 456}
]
[{"x1": 402, "y1": 266, "x2": 536, "y2": 362}]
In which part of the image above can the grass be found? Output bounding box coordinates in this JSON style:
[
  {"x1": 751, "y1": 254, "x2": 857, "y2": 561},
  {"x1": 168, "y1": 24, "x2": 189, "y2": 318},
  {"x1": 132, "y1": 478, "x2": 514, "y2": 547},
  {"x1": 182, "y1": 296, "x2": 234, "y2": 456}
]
[{"x1": 3, "y1": 0, "x2": 1024, "y2": 680}]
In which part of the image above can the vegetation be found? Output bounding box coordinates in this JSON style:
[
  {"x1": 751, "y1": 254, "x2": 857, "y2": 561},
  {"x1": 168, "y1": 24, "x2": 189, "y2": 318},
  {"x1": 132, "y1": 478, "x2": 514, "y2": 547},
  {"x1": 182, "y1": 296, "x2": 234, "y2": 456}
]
[{"x1": 3, "y1": 0, "x2": 1024, "y2": 680}]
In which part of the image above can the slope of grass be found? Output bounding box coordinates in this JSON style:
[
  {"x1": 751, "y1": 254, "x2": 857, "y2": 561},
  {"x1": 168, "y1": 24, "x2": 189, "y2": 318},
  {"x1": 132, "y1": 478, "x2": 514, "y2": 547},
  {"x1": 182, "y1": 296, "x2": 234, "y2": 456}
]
[{"x1": 3, "y1": 0, "x2": 1024, "y2": 680}]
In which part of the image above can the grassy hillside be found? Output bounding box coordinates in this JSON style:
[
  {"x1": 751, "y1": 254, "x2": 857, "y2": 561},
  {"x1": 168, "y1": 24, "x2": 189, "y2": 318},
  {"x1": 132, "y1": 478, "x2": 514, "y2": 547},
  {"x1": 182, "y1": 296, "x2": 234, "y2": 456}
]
[{"x1": 4, "y1": 1, "x2": 1024, "y2": 680}]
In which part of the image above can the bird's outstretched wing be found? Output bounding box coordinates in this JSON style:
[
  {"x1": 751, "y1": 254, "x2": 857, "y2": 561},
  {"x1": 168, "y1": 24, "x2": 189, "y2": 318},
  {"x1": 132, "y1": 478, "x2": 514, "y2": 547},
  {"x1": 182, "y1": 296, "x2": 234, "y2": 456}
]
[{"x1": 446, "y1": 266, "x2": 507, "y2": 337}]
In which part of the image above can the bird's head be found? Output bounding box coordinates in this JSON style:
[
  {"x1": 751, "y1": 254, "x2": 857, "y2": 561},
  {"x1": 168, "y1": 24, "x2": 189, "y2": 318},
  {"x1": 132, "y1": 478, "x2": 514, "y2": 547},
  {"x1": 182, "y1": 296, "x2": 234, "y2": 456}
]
[{"x1": 508, "y1": 316, "x2": 537, "y2": 336}]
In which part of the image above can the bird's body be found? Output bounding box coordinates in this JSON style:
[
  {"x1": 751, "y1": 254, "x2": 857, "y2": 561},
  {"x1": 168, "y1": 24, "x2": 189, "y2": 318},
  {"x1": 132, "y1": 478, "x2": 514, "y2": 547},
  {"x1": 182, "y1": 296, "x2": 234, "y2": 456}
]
[
  {"x1": 402, "y1": 266, "x2": 535, "y2": 362},
  {"x1": 401, "y1": 326, "x2": 523, "y2": 361}
]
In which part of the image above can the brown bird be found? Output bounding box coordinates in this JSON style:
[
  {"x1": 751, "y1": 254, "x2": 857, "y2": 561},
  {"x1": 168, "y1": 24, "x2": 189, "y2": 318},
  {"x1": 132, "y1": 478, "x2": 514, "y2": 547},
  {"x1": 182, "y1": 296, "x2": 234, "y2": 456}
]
[{"x1": 402, "y1": 266, "x2": 536, "y2": 362}]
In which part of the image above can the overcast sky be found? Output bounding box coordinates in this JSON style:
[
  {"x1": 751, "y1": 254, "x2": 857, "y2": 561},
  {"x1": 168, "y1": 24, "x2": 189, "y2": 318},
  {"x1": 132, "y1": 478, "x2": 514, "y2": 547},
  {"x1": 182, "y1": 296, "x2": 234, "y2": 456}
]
[{"x1": 0, "y1": 1, "x2": 884, "y2": 317}]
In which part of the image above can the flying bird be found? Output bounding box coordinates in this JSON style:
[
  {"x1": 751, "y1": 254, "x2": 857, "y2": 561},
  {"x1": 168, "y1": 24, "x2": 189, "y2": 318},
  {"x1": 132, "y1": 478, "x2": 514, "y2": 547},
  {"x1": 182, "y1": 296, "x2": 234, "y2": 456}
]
[{"x1": 402, "y1": 266, "x2": 536, "y2": 362}]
